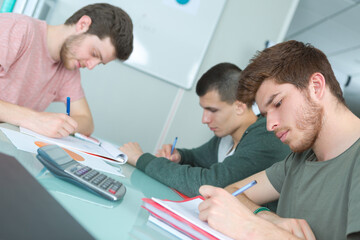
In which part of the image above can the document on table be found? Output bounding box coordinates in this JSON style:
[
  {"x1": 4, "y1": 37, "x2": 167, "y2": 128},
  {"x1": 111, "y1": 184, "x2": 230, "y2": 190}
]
[
  {"x1": 19, "y1": 127, "x2": 127, "y2": 165},
  {"x1": 0, "y1": 127, "x2": 124, "y2": 176}
]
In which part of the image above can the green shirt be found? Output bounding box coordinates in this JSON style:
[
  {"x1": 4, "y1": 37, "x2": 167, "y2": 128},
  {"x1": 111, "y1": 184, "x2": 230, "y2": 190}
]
[
  {"x1": 266, "y1": 138, "x2": 360, "y2": 240},
  {"x1": 137, "y1": 116, "x2": 290, "y2": 198}
]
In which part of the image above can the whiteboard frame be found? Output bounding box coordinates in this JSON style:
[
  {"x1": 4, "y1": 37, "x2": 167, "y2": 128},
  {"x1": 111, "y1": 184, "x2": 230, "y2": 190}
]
[{"x1": 122, "y1": 0, "x2": 227, "y2": 89}]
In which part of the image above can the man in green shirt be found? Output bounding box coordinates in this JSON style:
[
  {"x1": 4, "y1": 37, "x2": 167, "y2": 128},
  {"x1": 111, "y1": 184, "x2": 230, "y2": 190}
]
[
  {"x1": 120, "y1": 63, "x2": 289, "y2": 200},
  {"x1": 198, "y1": 41, "x2": 360, "y2": 240}
]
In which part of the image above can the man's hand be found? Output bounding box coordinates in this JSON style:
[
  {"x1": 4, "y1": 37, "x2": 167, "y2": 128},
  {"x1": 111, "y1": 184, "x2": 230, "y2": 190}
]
[
  {"x1": 24, "y1": 111, "x2": 78, "y2": 138},
  {"x1": 198, "y1": 185, "x2": 256, "y2": 238},
  {"x1": 198, "y1": 185, "x2": 315, "y2": 240},
  {"x1": 155, "y1": 144, "x2": 181, "y2": 163},
  {"x1": 119, "y1": 142, "x2": 144, "y2": 166}
]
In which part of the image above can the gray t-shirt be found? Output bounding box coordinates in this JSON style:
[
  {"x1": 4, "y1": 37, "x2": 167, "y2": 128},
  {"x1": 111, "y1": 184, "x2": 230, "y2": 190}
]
[{"x1": 266, "y1": 138, "x2": 360, "y2": 240}]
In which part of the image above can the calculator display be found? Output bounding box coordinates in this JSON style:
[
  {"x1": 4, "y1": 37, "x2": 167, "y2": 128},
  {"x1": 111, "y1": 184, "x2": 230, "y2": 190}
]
[{"x1": 46, "y1": 147, "x2": 73, "y2": 165}]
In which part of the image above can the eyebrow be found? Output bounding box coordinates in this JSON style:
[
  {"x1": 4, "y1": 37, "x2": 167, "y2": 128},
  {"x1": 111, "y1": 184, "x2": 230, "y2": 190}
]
[
  {"x1": 260, "y1": 93, "x2": 279, "y2": 116},
  {"x1": 204, "y1": 106, "x2": 217, "y2": 111},
  {"x1": 265, "y1": 93, "x2": 279, "y2": 107},
  {"x1": 199, "y1": 103, "x2": 217, "y2": 111}
]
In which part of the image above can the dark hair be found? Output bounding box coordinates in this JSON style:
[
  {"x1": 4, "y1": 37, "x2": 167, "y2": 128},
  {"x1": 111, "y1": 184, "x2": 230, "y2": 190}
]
[
  {"x1": 196, "y1": 63, "x2": 243, "y2": 105},
  {"x1": 65, "y1": 3, "x2": 133, "y2": 61},
  {"x1": 237, "y1": 40, "x2": 345, "y2": 106}
]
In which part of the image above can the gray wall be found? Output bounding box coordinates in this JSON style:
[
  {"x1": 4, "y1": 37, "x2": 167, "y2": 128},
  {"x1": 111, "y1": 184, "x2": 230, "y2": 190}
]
[{"x1": 46, "y1": 0, "x2": 299, "y2": 153}]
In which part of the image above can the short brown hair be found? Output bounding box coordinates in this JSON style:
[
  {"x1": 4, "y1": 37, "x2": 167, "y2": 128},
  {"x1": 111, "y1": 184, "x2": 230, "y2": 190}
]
[
  {"x1": 196, "y1": 63, "x2": 242, "y2": 105},
  {"x1": 237, "y1": 40, "x2": 345, "y2": 106},
  {"x1": 65, "y1": 3, "x2": 133, "y2": 61}
]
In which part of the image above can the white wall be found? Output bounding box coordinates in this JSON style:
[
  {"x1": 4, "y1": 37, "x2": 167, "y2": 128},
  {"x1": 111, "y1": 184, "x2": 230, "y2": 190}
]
[{"x1": 46, "y1": 0, "x2": 298, "y2": 153}]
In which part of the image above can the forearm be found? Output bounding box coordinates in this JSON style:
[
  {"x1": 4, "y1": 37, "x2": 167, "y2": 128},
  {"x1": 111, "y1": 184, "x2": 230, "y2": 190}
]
[
  {"x1": 219, "y1": 214, "x2": 302, "y2": 240},
  {"x1": 137, "y1": 153, "x2": 205, "y2": 197},
  {"x1": 225, "y1": 170, "x2": 280, "y2": 208},
  {"x1": 242, "y1": 217, "x2": 303, "y2": 240},
  {"x1": 178, "y1": 137, "x2": 219, "y2": 166},
  {"x1": 225, "y1": 179, "x2": 265, "y2": 212},
  {"x1": 0, "y1": 100, "x2": 79, "y2": 138},
  {"x1": 0, "y1": 100, "x2": 36, "y2": 127},
  {"x1": 226, "y1": 187, "x2": 278, "y2": 219},
  {"x1": 178, "y1": 148, "x2": 214, "y2": 167},
  {"x1": 68, "y1": 97, "x2": 94, "y2": 136},
  {"x1": 71, "y1": 114, "x2": 94, "y2": 136}
]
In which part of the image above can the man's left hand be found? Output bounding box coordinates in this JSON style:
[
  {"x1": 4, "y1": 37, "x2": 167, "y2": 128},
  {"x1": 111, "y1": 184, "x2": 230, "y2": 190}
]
[{"x1": 119, "y1": 142, "x2": 144, "y2": 166}]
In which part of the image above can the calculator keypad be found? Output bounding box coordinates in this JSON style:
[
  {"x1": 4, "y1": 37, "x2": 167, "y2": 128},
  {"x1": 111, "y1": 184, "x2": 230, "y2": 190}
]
[
  {"x1": 74, "y1": 166, "x2": 91, "y2": 176},
  {"x1": 83, "y1": 170, "x2": 99, "y2": 181},
  {"x1": 66, "y1": 163, "x2": 124, "y2": 198}
]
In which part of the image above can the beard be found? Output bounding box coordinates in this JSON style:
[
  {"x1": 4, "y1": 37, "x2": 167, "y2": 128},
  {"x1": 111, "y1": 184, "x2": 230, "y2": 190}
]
[
  {"x1": 60, "y1": 34, "x2": 86, "y2": 70},
  {"x1": 283, "y1": 91, "x2": 324, "y2": 153}
]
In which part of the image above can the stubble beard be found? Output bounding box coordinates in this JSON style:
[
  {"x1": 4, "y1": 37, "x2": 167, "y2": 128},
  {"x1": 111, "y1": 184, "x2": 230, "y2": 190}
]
[
  {"x1": 60, "y1": 34, "x2": 86, "y2": 70},
  {"x1": 290, "y1": 91, "x2": 324, "y2": 153}
]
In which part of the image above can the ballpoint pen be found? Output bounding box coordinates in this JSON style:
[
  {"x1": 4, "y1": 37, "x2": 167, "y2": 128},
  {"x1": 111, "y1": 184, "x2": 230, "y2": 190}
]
[
  {"x1": 232, "y1": 180, "x2": 257, "y2": 196},
  {"x1": 170, "y1": 137, "x2": 178, "y2": 155},
  {"x1": 66, "y1": 97, "x2": 70, "y2": 116}
]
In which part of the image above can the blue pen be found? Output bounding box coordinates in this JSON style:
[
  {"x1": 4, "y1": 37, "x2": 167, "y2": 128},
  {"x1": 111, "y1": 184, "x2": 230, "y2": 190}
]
[
  {"x1": 66, "y1": 97, "x2": 70, "y2": 116},
  {"x1": 170, "y1": 137, "x2": 178, "y2": 155},
  {"x1": 232, "y1": 180, "x2": 257, "y2": 196}
]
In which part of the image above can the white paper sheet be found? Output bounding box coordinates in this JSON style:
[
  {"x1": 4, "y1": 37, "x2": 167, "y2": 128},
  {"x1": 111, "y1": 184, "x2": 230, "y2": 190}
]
[
  {"x1": 19, "y1": 127, "x2": 127, "y2": 164},
  {"x1": 0, "y1": 127, "x2": 124, "y2": 176}
]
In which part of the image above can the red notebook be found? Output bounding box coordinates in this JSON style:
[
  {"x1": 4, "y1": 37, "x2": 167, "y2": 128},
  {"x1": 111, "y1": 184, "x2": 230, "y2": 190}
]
[{"x1": 142, "y1": 196, "x2": 233, "y2": 240}]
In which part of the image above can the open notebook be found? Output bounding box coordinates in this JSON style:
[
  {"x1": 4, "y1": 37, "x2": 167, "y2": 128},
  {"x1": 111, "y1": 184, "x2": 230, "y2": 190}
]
[
  {"x1": 142, "y1": 196, "x2": 233, "y2": 240},
  {"x1": 20, "y1": 127, "x2": 127, "y2": 165}
]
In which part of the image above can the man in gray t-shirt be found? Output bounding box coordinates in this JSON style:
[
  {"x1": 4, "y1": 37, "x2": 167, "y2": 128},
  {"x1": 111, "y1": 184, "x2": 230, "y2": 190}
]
[
  {"x1": 267, "y1": 142, "x2": 360, "y2": 240},
  {"x1": 197, "y1": 40, "x2": 360, "y2": 240}
]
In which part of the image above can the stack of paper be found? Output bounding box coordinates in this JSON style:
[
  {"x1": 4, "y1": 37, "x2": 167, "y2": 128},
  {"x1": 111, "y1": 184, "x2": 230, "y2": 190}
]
[{"x1": 142, "y1": 196, "x2": 232, "y2": 240}]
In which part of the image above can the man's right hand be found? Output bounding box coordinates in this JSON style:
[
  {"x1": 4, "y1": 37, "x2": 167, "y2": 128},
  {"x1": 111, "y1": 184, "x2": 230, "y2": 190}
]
[
  {"x1": 23, "y1": 111, "x2": 78, "y2": 138},
  {"x1": 199, "y1": 185, "x2": 315, "y2": 240},
  {"x1": 155, "y1": 144, "x2": 181, "y2": 163}
]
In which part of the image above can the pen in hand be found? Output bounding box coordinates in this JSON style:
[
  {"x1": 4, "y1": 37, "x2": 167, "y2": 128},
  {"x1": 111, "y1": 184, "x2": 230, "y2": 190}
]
[
  {"x1": 170, "y1": 137, "x2": 178, "y2": 155},
  {"x1": 66, "y1": 97, "x2": 70, "y2": 116},
  {"x1": 232, "y1": 180, "x2": 257, "y2": 196}
]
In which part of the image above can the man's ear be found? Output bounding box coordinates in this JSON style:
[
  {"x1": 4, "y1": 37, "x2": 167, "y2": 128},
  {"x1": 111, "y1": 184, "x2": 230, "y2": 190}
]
[
  {"x1": 234, "y1": 101, "x2": 247, "y2": 115},
  {"x1": 75, "y1": 15, "x2": 92, "y2": 33},
  {"x1": 308, "y1": 72, "x2": 326, "y2": 100}
]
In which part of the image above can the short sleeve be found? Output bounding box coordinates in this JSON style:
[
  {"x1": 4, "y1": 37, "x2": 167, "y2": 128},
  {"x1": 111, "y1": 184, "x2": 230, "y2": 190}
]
[
  {"x1": 0, "y1": 14, "x2": 31, "y2": 76},
  {"x1": 265, "y1": 153, "x2": 294, "y2": 193}
]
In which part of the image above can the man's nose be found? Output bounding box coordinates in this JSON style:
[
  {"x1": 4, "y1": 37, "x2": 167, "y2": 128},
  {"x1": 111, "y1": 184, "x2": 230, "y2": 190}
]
[
  {"x1": 87, "y1": 59, "x2": 101, "y2": 70},
  {"x1": 266, "y1": 112, "x2": 279, "y2": 131},
  {"x1": 202, "y1": 111, "x2": 211, "y2": 124}
]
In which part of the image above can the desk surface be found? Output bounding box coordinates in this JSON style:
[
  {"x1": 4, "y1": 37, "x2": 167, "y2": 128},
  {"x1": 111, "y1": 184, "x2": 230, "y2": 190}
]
[{"x1": 0, "y1": 124, "x2": 183, "y2": 239}]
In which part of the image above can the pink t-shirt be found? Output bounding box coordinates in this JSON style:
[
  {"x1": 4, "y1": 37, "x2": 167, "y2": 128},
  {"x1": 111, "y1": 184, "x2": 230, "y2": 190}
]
[{"x1": 0, "y1": 13, "x2": 84, "y2": 112}]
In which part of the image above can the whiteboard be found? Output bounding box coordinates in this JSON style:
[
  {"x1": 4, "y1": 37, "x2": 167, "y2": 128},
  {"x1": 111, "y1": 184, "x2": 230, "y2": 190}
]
[{"x1": 119, "y1": 0, "x2": 227, "y2": 89}]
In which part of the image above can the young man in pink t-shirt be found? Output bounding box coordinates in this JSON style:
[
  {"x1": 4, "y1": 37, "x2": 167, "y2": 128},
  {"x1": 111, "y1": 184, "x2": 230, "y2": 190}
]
[{"x1": 0, "y1": 3, "x2": 133, "y2": 138}]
